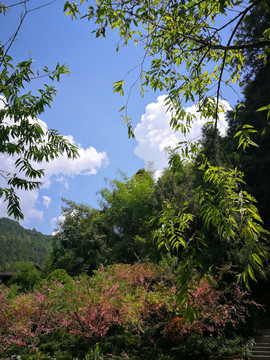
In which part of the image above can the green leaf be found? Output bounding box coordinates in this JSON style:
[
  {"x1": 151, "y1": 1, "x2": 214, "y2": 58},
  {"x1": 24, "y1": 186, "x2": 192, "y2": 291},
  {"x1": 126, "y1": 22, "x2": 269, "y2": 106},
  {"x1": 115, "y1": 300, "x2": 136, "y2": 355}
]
[
  {"x1": 113, "y1": 80, "x2": 124, "y2": 96},
  {"x1": 248, "y1": 264, "x2": 255, "y2": 280},
  {"x1": 256, "y1": 106, "x2": 268, "y2": 112},
  {"x1": 252, "y1": 253, "x2": 263, "y2": 267}
]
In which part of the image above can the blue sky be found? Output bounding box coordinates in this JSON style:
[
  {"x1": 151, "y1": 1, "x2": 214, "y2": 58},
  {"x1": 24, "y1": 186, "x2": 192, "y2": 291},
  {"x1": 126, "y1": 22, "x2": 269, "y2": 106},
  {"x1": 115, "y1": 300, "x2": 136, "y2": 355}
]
[{"x1": 0, "y1": 0, "x2": 237, "y2": 234}]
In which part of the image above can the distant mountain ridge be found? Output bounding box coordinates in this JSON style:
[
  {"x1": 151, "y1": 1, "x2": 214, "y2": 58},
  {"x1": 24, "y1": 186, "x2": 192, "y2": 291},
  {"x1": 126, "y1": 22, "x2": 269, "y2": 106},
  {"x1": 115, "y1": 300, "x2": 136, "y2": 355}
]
[{"x1": 0, "y1": 218, "x2": 52, "y2": 267}]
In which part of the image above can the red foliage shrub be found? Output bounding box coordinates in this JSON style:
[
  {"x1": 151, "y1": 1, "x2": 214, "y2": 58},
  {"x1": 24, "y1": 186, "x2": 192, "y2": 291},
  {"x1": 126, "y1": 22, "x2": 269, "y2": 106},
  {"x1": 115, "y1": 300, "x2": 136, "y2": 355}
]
[{"x1": 0, "y1": 263, "x2": 261, "y2": 354}]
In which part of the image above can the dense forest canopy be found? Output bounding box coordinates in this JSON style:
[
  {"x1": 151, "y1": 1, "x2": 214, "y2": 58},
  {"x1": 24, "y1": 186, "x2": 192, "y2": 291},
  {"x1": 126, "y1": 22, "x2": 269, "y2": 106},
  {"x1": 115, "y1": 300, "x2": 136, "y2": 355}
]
[{"x1": 0, "y1": 217, "x2": 51, "y2": 267}]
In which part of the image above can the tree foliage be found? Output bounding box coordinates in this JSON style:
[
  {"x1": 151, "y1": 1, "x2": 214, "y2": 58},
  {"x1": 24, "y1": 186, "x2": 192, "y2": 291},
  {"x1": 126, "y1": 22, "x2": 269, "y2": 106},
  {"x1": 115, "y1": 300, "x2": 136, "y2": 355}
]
[
  {"x1": 0, "y1": 217, "x2": 52, "y2": 267},
  {"x1": 50, "y1": 199, "x2": 112, "y2": 276},
  {"x1": 0, "y1": 1, "x2": 78, "y2": 220},
  {"x1": 5, "y1": 261, "x2": 42, "y2": 292},
  {"x1": 64, "y1": 0, "x2": 270, "y2": 143},
  {"x1": 50, "y1": 170, "x2": 162, "y2": 276},
  {"x1": 221, "y1": 4, "x2": 270, "y2": 229},
  {"x1": 63, "y1": 0, "x2": 270, "y2": 294},
  {"x1": 98, "y1": 169, "x2": 161, "y2": 262}
]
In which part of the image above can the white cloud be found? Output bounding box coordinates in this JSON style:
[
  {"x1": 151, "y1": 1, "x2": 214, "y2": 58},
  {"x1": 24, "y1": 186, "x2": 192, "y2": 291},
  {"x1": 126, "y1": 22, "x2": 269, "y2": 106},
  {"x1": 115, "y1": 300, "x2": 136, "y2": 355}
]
[
  {"x1": 51, "y1": 214, "x2": 66, "y2": 235},
  {"x1": 41, "y1": 136, "x2": 108, "y2": 188},
  {"x1": 134, "y1": 95, "x2": 231, "y2": 174},
  {"x1": 43, "y1": 195, "x2": 52, "y2": 208},
  {"x1": 0, "y1": 98, "x2": 109, "y2": 223}
]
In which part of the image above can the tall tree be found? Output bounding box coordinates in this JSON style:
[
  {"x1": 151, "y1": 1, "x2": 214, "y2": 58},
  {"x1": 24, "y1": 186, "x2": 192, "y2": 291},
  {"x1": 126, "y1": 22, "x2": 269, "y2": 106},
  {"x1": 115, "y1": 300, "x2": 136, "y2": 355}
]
[
  {"x1": 99, "y1": 169, "x2": 160, "y2": 263},
  {"x1": 50, "y1": 199, "x2": 112, "y2": 276},
  {"x1": 64, "y1": 0, "x2": 270, "y2": 292},
  {"x1": 223, "y1": 2, "x2": 270, "y2": 228}
]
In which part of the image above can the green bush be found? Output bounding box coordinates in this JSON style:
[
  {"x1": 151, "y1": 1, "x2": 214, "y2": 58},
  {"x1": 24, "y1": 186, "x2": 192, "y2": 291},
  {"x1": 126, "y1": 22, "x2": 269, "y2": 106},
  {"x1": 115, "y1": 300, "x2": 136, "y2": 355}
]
[
  {"x1": 6, "y1": 262, "x2": 42, "y2": 292},
  {"x1": 46, "y1": 268, "x2": 72, "y2": 284}
]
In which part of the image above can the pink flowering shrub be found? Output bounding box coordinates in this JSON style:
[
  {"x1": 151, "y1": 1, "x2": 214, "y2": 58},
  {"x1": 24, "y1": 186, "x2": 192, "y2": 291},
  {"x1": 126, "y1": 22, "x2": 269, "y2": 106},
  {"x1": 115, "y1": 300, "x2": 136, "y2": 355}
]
[
  {"x1": 0, "y1": 263, "x2": 261, "y2": 357},
  {"x1": 0, "y1": 284, "x2": 10, "y2": 352},
  {"x1": 165, "y1": 275, "x2": 258, "y2": 342}
]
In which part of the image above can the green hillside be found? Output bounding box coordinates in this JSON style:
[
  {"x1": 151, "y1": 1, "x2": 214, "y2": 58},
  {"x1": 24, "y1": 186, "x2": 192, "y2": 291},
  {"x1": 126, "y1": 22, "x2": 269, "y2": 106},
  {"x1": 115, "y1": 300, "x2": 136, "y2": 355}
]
[{"x1": 0, "y1": 218, "x2": 52, "y2": 267}]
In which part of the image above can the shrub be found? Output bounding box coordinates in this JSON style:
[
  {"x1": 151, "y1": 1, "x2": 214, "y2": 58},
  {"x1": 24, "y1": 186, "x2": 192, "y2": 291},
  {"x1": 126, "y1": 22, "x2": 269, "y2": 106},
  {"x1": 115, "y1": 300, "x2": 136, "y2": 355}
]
[{"x1": 0, "y1": 263, "x2": 261, "y2": 359}]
